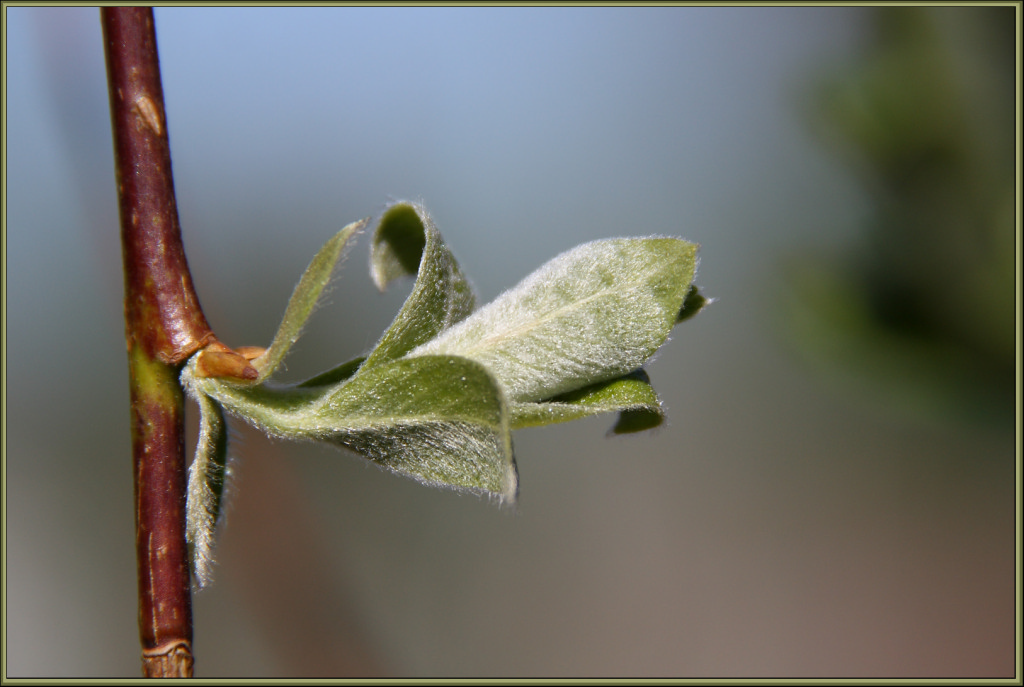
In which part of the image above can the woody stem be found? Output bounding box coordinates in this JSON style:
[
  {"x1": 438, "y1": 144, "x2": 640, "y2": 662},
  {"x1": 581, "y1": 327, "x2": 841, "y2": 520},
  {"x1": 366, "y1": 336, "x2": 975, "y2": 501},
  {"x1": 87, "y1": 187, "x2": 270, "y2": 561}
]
[{"x1": 102, "y1": 6, "x2": 212, "y2": 677}]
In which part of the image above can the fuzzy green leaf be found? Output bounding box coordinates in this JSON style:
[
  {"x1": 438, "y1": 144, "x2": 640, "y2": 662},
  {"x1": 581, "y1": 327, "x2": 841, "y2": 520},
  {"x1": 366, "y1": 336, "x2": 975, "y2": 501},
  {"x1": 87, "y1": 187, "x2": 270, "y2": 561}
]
[
  {"x1": 510, "y1": 369, "x2": 664, "y2": 433},
  {"x1": 251, "y1": 218, "x2": 366, "y2": 381},
  {"x1": 185, "y1": 391, "x2": 229, "y2": 589},
  {"x1": 182, "y1": 206, "x2": 706, "y2": 591},
  {"x1": 410, "y1": 237, "x2": 698, "y2": 403},
  {"x1": 362, "y1": 202, "x2": 476, "y2": 370},
  {"x1": 184, "y1": 354, "x2": 517, "y2": 503}
]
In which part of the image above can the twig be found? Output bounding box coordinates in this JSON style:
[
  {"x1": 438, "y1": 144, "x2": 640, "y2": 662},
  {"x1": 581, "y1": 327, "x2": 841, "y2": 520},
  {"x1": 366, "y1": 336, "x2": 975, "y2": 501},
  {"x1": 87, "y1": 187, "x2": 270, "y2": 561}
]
[{"x1": 102, "y1": 7, "x2": 211, "y2": 677}]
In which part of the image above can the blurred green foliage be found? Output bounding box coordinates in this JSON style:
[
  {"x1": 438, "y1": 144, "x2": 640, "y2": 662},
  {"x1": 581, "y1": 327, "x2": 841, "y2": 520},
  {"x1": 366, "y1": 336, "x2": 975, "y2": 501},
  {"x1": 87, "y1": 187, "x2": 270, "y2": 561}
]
[{"x1": 783, "y1": 6, "x2": 1016, "y2": 425}]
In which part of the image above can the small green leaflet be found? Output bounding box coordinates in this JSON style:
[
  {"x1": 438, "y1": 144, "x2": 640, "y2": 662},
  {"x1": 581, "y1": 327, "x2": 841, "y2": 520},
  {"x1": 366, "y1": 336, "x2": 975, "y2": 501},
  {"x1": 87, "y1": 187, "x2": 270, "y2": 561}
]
[
  {"x1": 183, "y1": 201, "x2": 704, "y2": 588},
  {"x1": 251, "y1": 218, "x2": 366, "y2": 382},
  {"x1": 185, "y1": 390, "x2": 229, "y2": 588}
]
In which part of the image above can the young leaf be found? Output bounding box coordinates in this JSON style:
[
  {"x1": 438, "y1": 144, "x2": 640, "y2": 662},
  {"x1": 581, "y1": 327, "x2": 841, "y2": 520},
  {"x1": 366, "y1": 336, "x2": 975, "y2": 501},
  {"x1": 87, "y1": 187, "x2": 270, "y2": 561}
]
[
  {"x1": 361, "y1": 202, "x2": 476, "y2": 371},
  {"x1": 410, "y1": 237, "x2": 698, "y2": 402},
  {"x1": 184, "y1": 354, "x2": 517, "y2": 503},
  {"x1": 185, "y1": 390, "x2": 230, "y2": 589},
  {"x1": 251, "y1": 218, "x2": 367, "y2": 381},
  {"x1": 510, "y1": 369, "x2": 664, "y2": 433},
  {"x1": 181, "y1": 205, "x2": 706, "y2": 589}
]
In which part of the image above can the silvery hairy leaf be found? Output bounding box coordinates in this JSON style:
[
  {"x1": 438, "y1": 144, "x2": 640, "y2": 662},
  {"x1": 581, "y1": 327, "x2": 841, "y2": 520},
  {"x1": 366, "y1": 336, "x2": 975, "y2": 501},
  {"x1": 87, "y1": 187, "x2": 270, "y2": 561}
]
[
  {"x1": 185, "y1": 391, "x2": 229, "y2": 589},
  {"x1": 409, "y1": 236, "x2": 699, "y2": 402},
  {"x1": 185, "y1": 353, "x2": 516, "y2": 502},
  {"x1": 183, "y1": 201, "x2": 703, "y2": 587}
]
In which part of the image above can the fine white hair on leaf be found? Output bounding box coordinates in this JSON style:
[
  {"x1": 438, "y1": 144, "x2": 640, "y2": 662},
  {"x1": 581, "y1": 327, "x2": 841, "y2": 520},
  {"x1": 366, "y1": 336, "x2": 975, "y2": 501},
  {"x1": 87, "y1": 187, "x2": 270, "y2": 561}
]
[
  {"x1": 186, "y1": 353, "x2": 519, "y2": 506},
  {"x1": 183, "y1": 369, "x2": 232, "y2": 590},
  {"x1": 409, "y1": 237, "x2": 697, "y2": 403},
  {"x1": 331, "y1": 420, "x2": 518, "y2": 505},
  {"x1": 177, "y1": 213, "x2": 701, "y2": 516},
  {"x1": 362, "y1": 201, "x2": 476, "y2": 371},
  {"x1": 252, "y1": 218, "x2": 366, "y2": 382}
]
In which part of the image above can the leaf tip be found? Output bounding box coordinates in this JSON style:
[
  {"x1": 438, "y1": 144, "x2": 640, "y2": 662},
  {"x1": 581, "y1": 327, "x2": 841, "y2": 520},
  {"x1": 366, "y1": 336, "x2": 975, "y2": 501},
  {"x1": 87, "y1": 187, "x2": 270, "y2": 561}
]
[
  {"x1": 609, "y1": 408, "x2": 664, "y2": 435},
  {"x1": 370, "y1": 201, "x2": 431, "y2": 291},
  {"x1": 676, "y1": 285, "x2": 710, "y2": 324}
]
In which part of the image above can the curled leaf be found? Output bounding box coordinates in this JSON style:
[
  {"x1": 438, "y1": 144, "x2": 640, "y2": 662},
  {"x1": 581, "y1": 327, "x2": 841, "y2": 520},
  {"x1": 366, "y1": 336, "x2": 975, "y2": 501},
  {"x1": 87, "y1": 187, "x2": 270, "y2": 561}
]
[{"x1": 362, "y1": 202, "x2": 476, "y2": 370}]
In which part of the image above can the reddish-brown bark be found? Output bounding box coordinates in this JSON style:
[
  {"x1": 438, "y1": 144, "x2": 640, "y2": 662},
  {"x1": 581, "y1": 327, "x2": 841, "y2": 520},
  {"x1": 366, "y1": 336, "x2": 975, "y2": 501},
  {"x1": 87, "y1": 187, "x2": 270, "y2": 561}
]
[
  {"x1": 102, "y1": 7, "x2": 204, "y2": 676},
  {"x1": 103, "y1": 6, "x2": 213, "y2": 364}
]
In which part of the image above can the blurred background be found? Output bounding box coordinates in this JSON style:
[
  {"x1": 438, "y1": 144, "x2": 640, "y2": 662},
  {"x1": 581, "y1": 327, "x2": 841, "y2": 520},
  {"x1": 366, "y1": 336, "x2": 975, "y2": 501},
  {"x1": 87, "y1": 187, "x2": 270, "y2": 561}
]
[{"x1": 4, "y1": 6, "x2": 1017, "y2": 678}]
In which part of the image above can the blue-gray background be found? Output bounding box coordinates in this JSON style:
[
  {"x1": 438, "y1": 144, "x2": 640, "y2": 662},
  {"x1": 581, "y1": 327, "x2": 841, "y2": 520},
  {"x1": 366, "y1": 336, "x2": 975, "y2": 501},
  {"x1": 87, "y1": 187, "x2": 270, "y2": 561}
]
[{"x1": 5, "y1": 6, "x2": 1016, "y2": 678}]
